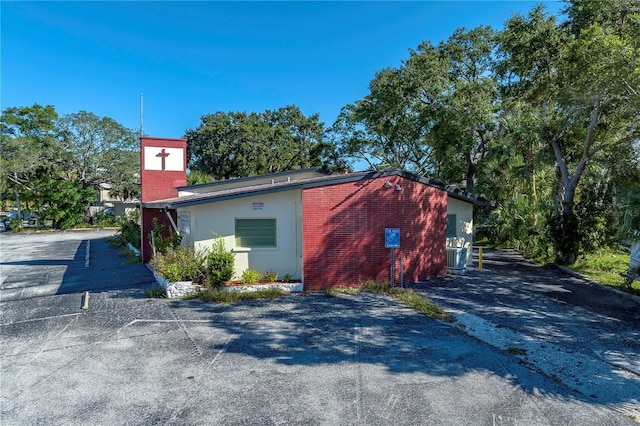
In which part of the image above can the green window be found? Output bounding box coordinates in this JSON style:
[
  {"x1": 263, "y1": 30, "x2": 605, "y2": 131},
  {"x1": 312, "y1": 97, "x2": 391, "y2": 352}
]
[
  {"x1": 235, "y1": 218, "x2": 277, "y2": 248},
  {"x1": 446, "y1": 214, "x2": 457, "y2": 238}
]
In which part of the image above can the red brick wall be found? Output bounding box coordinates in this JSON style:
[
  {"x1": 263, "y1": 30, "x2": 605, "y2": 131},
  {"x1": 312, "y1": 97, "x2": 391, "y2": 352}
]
[
  {"x1": 141, "y1": 208, "x2": 178, "y2": 263},
  {"x1": 140, "y1": 137, "x2": 187, "y2": 203},
  {"x1": 302, "y1": 176, "x2": 446, "y2": 291}
]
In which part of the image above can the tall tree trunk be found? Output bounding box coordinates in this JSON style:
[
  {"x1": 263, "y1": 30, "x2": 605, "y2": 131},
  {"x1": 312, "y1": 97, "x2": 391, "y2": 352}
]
[
  {"x1": 548, "y1": 103, "x2": 602, "y2": 265},
  {"x1": 15, "y1": 189, "x2": 22, "y2": 229},
  {"x1": 465, "y1": 151, "x2": 475, "y2": 194},
  {"x1": 531, "y1": 169, "x2": 538, "y2": 227}
]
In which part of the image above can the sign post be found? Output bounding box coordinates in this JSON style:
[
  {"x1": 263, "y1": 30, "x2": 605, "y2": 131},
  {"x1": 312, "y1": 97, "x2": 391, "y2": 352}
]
[{"x1": 385, "y1": 228, "x2": 400, "y2": 287}]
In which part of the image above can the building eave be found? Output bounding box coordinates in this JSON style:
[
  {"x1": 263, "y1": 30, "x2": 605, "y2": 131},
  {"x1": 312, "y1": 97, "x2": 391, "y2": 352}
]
[{"x1": 142, "y1": 168, "x2": 494, "y2": 209}]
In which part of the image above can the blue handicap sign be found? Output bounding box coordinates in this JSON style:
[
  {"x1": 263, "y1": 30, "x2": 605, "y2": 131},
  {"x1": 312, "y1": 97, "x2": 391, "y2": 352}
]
[{"x1": 385, "y1": 228, "x2": 400, "y2": 248}]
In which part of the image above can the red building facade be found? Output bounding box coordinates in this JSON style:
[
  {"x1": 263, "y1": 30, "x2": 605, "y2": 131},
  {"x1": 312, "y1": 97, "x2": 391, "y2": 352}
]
[{"x1": 302, "y1": 175, "x2": 447, "y2": 291}]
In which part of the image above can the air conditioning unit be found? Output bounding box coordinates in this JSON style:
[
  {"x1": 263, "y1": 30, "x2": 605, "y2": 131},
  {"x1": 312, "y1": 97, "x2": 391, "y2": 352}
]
[{"x1": 446, "y1": 247, "x2": 468, "y2": 274}]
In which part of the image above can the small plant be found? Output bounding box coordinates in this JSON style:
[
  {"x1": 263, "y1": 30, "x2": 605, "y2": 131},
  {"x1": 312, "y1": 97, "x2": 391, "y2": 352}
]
[
  {"x1": 263, "y1": 270, "x2": 278, "y2": 282},
  {"x1": 241, "y1": 269, "x2": 262, "y2": 285},
  {"x1": 206, "y1": 237, "x2": 235, "y2": 287},
  {"x1": 282, "y1": 273, "x2": 293, "y2": 283},
  {"x1": 92, "y1": 210, "x2": 118, "y2": 227}
]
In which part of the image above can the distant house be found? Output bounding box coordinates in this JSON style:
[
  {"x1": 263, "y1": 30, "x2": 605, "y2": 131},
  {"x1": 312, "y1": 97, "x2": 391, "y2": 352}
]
[
  {"x1": 90, "y1": 183, "x2": 138, "y2": 217},
  {"x1": 139, "y1": 136, "x2": 490, "y2": 290}
]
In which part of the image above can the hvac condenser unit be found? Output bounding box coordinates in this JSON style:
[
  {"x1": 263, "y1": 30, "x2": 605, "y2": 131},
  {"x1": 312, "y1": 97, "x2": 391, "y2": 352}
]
[{"x1": 446, "y1": 247, "x2": 468, "y2": 274}]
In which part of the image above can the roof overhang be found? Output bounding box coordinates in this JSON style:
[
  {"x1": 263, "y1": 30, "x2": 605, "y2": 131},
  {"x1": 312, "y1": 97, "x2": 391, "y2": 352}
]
[{"x1": 142, "y1": 169, "x2": 493, "y2": 209}]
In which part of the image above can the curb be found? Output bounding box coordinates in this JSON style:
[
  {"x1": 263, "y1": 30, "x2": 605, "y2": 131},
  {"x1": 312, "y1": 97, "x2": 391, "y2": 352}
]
[{"x1": 553, "y1": 264, "x2": 640, "y2": 304}]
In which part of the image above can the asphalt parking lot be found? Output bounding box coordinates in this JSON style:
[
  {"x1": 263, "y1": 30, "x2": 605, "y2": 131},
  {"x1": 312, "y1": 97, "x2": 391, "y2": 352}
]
[
  {"x1": 0, "y1": 232, "x2": 638, "y2": 425},
  {"x1": 0, "y1": 230, "x2": 156, "y2": 301}
]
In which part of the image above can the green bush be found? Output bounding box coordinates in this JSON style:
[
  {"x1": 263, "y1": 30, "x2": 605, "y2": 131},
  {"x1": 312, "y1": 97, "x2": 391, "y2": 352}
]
[
  {"x1": 92, "y1": 210, "x2": 118, "y2": 227},
  {"x1": 150, "y1": 246, "x2": 207, "y2": 284},
  {"x1": 206, "y1": 238, "x2": 235, "y2": 287},
  {"x1": 241, "y1": 269, "x2": 262, "y2": 285},
  {"x1": 107, "y1": 211, "x2": 141, "y2": 249}
]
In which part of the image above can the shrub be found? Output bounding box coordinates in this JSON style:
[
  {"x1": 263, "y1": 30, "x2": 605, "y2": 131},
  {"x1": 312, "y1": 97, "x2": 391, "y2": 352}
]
[
  {"x1": 108, "y1": 210, "x2": 141, "y2": 249},
  {"x1": 206, "y1": 238, "x2": 235, "y2": 287},
  {"x1": 150, "y1": 246, "x2": 207, "y2": 284},
  {"x1": 241, "y1": 269, "x2": 262, "y2": 285},
  {"x1": 92, "y1": 210, "x2": 118, "y2": 227},
  {"x1": 263, "y1": 270, "x2": 278, "y2": 282},
  {"x1": 282, "y1": 273, "x2": 293, "y2": 283}
]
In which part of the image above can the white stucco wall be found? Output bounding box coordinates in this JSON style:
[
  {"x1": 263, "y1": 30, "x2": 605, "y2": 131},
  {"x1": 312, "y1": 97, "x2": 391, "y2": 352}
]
[
  {"x1": 446, "y1": 197, "x2": 474, "y2": 267},
  {"x1": 177, "y1": 190, "x2": 303, "y2": 281},
  {"x1": 446, "y1": 197, "x2": 474, "y2": 242}
]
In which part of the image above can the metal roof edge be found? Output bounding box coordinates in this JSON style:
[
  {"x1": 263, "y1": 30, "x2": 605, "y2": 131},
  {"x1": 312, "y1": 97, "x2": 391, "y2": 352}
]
[{"x1": 177, "y1": 167, "x2": 331, "y2": 191}]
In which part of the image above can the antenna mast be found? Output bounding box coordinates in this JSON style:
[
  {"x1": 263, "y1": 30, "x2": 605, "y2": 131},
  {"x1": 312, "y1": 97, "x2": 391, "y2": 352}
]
[{"x1": 140, "y1": 92, "x2": 144, "y2": 136}]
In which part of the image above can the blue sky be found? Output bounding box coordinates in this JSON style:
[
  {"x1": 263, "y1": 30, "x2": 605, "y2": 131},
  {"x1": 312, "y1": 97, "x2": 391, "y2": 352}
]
[{"x1": 2, "y1": 1, "x2": 563, "y2": 139}]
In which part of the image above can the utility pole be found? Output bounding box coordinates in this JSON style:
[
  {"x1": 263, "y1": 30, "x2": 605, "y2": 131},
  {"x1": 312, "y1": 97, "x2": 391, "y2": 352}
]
[{"x1": 140, "y1": 92, "x2": 144, "y2": 136}]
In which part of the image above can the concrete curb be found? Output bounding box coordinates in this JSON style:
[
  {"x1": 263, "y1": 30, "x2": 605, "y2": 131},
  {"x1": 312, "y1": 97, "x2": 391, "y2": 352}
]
[
  {"x1": 553, "y1": 264, "x2": 640, "y2": 304},
  {"x1": 127, "y1": 243, "x2": 140, "y2": 257}
]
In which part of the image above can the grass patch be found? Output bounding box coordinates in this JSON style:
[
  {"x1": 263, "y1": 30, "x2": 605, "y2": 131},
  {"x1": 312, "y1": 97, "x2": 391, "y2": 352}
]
[
  {"x1": 328, "y1": 282, "x2": 454, "y2": 322},
  {"x1": 568, "y1": 248, "x2": 640, "y2": 295},
  {"x1": 123, "y1": 254, "x2": 141, "y2": 265},
  {"x1": 185, "y1": 287, "x2": 284, "y2": 303},
  {"x1": 326, "y1": 286, "x2": 361, "y2": 295},
  {"x1": 145, "y1": 286, "x2": 167, "y2": 298},
  {"x1": 506, "y1": 347, "x2": 527, "y2": 356}
]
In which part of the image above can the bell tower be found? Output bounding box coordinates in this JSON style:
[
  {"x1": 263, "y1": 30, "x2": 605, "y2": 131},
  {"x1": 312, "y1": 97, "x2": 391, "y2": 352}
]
[
  {"x1": 140, "y1": 136, "x2": 187, "y2": 203},
  {"x1": 140, "y1": 136, "x2": 187, "y2": 262}
]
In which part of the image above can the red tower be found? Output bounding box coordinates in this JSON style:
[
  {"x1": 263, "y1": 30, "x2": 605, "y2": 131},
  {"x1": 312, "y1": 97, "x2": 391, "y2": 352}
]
[{"x1": 139, "y1": 136, "x2": 187, "y2": 262}]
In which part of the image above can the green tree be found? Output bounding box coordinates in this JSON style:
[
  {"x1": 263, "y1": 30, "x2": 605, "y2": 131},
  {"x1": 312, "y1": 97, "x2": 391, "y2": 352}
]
[
  {"x1": 1, "y1": 105, "x2": 139, "y2": 228},
  {"x1": 0, "y1": 104, "x2": 65, "y2": 223},
  {"x1": 58, "y1": 111, "x2": 140, "y2": 202},
  {"x1": 426, "y1": 26, "x2": 500, "y2": 193},
  {"x1": 498, "y1": 2, "x2": 640, "y2": 264},
  {"x1": 331, "y1": 26, "x2": 500, "y2": 192},
  {"x1": 36, "y1": 175, "x2": 96, "y2": 229},
  {"x1": 186, "y1": 105, "x2": 330, "y2": 180}
]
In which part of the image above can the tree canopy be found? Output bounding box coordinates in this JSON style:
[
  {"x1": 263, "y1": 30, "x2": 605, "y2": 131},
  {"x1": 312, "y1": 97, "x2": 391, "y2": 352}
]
[
  {"x1": 185, "y1": 105, "x2": 335, "y2": 180},
  {"x1": 329, "y1": 26, "x2": 500, "y2": 194},
  {"x1": 1, "y1": 104, "x2": 139, "y2": 228}
]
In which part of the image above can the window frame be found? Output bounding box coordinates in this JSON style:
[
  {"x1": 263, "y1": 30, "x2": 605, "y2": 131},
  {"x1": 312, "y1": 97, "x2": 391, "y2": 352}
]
[{"x1": 234, "y1": 218, "x2": 277, "y2": 249}]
